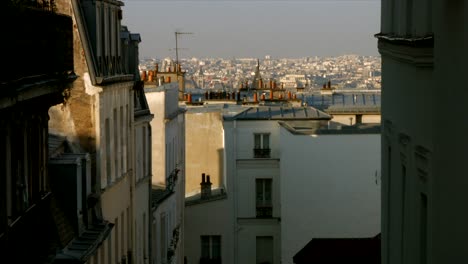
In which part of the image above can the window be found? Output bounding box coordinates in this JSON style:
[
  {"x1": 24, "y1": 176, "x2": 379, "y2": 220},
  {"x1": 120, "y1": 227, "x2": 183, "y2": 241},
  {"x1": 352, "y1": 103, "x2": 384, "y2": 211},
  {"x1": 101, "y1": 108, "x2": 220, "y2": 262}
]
[
  {"x1": 256, "y1": 236, "x2": 273, "y2": 264},
  {"x1": 256, "y1": 179, "x2": 272, "y2": 218},
  {"x1": 254, "y1": 133, "x2": 270, "y2": 158},
  {"x1": 420, "y1": 193, "x2": 427, "y2": 264},
  {"x1": 200, "y1": 235, "x2": 221, "y2": 264}
]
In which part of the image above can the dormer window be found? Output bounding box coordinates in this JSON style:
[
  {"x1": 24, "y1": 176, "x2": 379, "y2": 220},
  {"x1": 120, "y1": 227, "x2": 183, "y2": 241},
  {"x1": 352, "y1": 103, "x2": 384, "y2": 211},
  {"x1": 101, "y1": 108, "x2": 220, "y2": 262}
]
[{"x1": 254, "y1": 133, "x2": 270, "y2": 158}]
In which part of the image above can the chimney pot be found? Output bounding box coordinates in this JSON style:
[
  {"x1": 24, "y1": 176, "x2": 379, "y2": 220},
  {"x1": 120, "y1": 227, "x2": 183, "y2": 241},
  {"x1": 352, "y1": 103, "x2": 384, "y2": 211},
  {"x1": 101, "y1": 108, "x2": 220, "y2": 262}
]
[{"x1": 202, "y1": 173, "x2": 206, "y2": 183}]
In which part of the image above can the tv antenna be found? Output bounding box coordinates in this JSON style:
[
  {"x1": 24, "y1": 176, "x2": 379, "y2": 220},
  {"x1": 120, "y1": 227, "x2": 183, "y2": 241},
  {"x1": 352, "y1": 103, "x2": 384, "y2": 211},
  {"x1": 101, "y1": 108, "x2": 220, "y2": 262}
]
[{"x1": 175, "y1": 31, "x2": 193, "y2": 73}]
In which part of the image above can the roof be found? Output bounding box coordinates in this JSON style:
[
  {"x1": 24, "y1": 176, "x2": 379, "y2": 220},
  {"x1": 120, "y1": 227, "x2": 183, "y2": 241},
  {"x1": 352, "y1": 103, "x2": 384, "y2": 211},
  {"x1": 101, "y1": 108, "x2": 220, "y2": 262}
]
[
  {"x1": 185, "y1": 188, "x2": 227, "y2": 206},
  {"x1": 152, "y1": 188, "x2": 173, "y2": 208},
  {"x1": 293, "y1": 234, "x2": 381, "y2": 264},
  {"x1": 279, "y1": 121, "x2": 381, "y2": 135},
  {"x1": 226, "y1": 106, "x2": 331, "y2": 121},
  {"x1": 55, "y1": 222, "x2": 114, "y2": 263},
  {"x1": 305, "y1": 91, "x2": 381, "y2": 113}
]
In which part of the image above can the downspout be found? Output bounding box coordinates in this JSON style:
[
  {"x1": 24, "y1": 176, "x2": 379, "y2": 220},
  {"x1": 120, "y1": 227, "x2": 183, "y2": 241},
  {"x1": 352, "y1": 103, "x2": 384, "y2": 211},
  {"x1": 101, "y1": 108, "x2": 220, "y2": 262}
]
[
  {"x1": 148, "y1": 124, "x2": 153, "y2": 264},
  {"x1": 233, "y1": 120, "x2": 238, "y2": 264}
]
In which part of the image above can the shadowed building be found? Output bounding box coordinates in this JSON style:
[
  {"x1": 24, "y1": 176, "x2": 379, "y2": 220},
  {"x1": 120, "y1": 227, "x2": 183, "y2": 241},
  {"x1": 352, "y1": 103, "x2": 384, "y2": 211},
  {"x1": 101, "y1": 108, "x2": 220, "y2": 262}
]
[
  {"x1": 378, "y1": 1, "x2": 468, "y2": 263},
  {"x1": 0, "y1": 1, "x2": 78, "y2": 262}
]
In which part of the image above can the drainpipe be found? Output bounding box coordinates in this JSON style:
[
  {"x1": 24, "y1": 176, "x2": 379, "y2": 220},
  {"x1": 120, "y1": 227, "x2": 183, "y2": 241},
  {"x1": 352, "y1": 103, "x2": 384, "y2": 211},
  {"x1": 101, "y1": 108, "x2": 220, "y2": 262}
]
[{"x1": 232, "y1": 120, "x2": 238, "y2": 264}]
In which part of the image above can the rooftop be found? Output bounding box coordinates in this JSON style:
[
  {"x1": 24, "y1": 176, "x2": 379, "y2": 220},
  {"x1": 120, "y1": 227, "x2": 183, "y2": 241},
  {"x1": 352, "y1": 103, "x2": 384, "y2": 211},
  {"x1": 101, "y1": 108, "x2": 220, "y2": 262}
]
[
  {"x1": 279, "y1": 121, "x2": 381, "y2": 135},
  {"x1": 226, "y1": 106, "x2": 331, "y2": 121}
]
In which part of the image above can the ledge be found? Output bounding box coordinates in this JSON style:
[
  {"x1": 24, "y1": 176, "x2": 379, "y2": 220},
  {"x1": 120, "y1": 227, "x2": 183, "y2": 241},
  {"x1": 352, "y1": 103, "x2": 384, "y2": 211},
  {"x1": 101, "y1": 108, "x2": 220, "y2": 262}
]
[{"x1": 375, "y1": 33, "x2": 434, "y2": 67}]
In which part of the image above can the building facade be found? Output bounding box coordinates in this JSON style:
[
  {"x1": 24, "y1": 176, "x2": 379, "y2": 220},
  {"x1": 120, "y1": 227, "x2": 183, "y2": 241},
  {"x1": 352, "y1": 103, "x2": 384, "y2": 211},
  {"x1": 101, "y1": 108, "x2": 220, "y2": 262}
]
[
  {"x1": 378, "y1": 1, "x2": 468, "y2": 264},
  {"x1": 0, "y1": 2, "x2": 77, "y2": 262},
  {"x1": 279, "y1": 122, "x2": 381, "y2": 263},
  {"x1": 48, "y1": 0, "x2": 150, "y2": 263},
  {"x1": 145, "y1": 82, "x2": 186, "y2": 264}
]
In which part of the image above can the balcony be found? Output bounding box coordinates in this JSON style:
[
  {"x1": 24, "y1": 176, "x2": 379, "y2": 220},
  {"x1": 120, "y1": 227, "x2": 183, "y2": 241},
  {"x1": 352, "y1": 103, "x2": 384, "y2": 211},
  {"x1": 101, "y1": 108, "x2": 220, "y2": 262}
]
[
  {"x1": 256, "y1": 202, "x2": 273, "y2": 218},
  {"x1": 2, "y1": 3, "x2": 74, "y2": 84},
  {"x1": 254, "y1": 148, "x2": 271, "y2": 158}
]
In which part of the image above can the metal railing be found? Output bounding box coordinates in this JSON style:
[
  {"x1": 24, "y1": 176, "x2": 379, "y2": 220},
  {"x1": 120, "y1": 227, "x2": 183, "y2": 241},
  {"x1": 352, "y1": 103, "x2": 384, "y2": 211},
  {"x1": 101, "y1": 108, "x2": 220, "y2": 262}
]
[{"x1": 254, "y1": 148, "x2": 271, "y2": 158}]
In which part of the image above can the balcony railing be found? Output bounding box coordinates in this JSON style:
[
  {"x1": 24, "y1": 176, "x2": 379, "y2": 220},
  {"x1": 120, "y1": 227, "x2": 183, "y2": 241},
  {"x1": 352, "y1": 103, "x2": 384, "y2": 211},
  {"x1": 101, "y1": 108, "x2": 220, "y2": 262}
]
[
  {"x1": 254, "y1": 148, "x2": 271, "y2": 158},
  {"x1": 256, "y1": 205, "x2": 273, "y2": 218}
]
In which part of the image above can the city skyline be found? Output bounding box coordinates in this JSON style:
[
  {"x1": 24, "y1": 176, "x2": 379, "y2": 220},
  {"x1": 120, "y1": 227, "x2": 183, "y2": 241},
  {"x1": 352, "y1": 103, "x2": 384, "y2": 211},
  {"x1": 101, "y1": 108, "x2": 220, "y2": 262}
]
[{"x1": 122, "y1": 0, "x2": 380, "y2": 59}]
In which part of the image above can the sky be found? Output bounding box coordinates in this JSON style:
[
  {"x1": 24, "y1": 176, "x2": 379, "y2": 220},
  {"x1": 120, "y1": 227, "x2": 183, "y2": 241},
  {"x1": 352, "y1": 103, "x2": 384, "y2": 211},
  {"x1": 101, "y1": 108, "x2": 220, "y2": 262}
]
[{"x1": 121, "y1": 0, "x2": 381, "y2": 59}]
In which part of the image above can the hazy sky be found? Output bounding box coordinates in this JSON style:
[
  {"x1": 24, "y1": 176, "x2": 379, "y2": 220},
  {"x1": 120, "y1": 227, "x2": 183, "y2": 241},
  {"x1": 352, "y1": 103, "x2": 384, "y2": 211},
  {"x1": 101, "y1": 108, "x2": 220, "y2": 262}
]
[{"x1": 122, "y1": 0, "x2": 381, "y2": 59}]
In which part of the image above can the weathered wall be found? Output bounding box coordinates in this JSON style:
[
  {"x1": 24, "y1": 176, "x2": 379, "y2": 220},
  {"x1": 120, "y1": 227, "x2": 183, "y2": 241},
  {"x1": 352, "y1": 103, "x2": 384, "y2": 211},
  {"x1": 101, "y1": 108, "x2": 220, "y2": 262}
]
[{"x1": 185, "y1": 111, "x2": 225, "y2": 196}]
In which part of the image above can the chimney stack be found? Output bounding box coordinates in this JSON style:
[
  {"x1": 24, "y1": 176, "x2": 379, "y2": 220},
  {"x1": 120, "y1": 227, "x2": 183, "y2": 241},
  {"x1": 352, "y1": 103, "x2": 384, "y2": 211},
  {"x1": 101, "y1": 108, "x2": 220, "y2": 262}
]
[{"x1": 201, "y1": 173, "x2": 212, "y2": 199}]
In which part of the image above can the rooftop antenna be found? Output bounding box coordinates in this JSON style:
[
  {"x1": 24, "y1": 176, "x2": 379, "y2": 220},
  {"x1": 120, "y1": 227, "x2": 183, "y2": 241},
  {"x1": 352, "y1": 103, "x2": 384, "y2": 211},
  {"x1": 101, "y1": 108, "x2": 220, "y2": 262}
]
[{"x1": 175, "y1": 31, "x2": 193, "y2": 73}]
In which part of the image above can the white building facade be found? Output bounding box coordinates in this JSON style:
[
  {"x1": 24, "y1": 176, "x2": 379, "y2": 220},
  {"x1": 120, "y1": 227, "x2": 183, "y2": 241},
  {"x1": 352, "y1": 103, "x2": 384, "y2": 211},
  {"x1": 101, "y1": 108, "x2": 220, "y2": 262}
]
[
  {"x1": 184, "y1": 104, "x2": 381, "y2": 264},
  {"x1": 145, "y1": 82, "x2": 186, "y2": 264},
  {"x1": 279, "y1": 122, "x2": 381, "y2": 263}
]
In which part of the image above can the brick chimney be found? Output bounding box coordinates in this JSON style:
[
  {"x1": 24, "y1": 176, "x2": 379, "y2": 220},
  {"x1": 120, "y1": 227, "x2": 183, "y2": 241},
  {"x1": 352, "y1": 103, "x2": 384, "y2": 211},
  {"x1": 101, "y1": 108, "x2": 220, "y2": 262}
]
[{"x1": 201, "y1": 173, "x2": 212, "y2": 199}]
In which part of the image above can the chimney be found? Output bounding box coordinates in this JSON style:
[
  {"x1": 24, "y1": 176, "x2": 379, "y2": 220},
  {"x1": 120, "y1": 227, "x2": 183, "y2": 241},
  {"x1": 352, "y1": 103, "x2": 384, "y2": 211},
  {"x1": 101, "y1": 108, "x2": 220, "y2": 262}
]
[
  {"x1": 201, "y1": 173, "x2": 212, "y2": 199},
  {"x1": 288, "y1": 91, "x2": 292, "y2": 100},
  {"x1": 253, "y1": 92, "x2": 258, "y2": 102},
  {"x1": 148, "y1": 72, "x2": 154, "y2": 82}
]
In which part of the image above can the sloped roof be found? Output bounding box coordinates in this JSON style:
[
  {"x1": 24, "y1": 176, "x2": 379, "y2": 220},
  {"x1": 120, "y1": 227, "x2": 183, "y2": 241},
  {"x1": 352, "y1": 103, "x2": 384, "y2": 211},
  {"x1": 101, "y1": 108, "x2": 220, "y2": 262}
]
[{"x1": 293, "y1": 234, "x2": 381, "y2": 264}]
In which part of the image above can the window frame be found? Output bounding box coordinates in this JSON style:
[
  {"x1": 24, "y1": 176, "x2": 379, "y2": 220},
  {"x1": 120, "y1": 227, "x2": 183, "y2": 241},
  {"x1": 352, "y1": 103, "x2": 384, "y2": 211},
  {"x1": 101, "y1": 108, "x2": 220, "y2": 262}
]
[
  {"x1": 200, "y1": 235, "x2": 221, "y2": 264},
  {"x1": 253, "y1": 133, "x2": 271, "y2": 158},
  {"x1": 256, "y1": 178, "x2": 273, "y2": 218}
]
